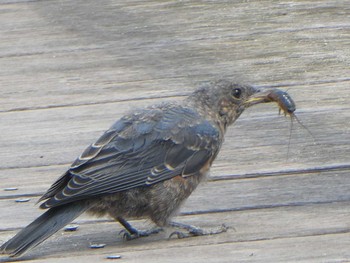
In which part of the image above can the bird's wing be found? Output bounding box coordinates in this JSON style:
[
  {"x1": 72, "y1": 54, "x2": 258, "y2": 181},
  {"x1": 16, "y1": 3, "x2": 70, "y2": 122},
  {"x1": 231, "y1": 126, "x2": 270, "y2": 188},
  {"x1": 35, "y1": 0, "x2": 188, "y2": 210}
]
[{"x1": 40, "y1": 104, "x2": 221, "y2": 208}]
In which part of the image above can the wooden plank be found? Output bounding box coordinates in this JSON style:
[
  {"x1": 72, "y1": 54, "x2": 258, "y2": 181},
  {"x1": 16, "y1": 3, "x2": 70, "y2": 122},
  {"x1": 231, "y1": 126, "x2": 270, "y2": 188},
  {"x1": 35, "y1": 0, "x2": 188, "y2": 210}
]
[
  {"x1": 1, "y1": 170, "x2": 349, "y2": 229},
  {"x1": 1, "y1": 202, "x2": 349, "y2": 262},
  {"x1": 0, "y1": 97, "x2": 348, "y2": 173},
  {"x1": 3, "y1": 234, "x2": 349, "y2": 263},
  {"x1": 0, "y1": 1, "x2": 349, "y2": 111}
]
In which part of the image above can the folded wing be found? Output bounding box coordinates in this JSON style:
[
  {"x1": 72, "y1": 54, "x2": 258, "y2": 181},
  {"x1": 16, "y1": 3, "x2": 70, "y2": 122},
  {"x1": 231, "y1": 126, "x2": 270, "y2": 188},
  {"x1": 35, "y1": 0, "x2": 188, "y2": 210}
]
[{"x1": 40, "y1": 104, "x2": 221, "y2": 208}]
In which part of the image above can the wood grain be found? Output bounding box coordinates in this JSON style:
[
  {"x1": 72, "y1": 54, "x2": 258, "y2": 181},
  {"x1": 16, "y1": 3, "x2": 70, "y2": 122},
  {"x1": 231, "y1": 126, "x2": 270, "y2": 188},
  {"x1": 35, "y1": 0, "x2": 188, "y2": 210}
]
[{"x1": 0, "y1": 0, "x2": 349, "y2": 262}]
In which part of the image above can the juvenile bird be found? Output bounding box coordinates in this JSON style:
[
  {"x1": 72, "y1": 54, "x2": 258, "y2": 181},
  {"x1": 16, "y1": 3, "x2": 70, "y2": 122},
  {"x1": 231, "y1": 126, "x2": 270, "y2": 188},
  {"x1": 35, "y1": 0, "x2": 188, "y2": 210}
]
[{"x1": 0, "y1": 80, "x2": 292, "y2": 258}]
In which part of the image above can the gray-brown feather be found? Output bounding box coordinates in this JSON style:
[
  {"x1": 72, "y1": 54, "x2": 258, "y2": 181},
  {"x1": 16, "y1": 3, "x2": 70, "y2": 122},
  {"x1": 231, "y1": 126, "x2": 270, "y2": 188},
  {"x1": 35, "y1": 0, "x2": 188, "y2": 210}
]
[
  {"x1": 40, "y1": 102, "x2": 221, "y2": 209},
  {"x1": 88, "y1": 172, "x2": 205, "y2": 226}
]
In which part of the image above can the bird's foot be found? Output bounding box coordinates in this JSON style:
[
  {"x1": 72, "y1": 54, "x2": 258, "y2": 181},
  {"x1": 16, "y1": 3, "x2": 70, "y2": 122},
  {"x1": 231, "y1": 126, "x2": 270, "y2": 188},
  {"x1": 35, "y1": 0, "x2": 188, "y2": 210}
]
[
  {"x1": 119, "y1": 227, "x2": 163, "y2": 241},
  {"x1": 168, "y1": 221, "x2": 229, "y2": 239},
  {"x1": 117, "y1": 216, "x2": 163, "y2": 241}
]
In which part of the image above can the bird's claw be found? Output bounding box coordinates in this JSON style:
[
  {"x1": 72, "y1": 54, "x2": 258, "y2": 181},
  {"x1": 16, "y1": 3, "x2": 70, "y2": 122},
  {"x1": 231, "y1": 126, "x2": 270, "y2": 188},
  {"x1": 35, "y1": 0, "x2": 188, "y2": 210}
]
[
  {"x1": 168, "y1": 223, "x2": 229, "y2": 239},
  {"x1": 119, "y1": 228, "x2": 163, "y2": 241},
  {"x1": 169, "y1": 230, "x2": 189, "y2": 239},
  {"x1": 119, "y1": 229, "x2": 135, "y2": 240}
]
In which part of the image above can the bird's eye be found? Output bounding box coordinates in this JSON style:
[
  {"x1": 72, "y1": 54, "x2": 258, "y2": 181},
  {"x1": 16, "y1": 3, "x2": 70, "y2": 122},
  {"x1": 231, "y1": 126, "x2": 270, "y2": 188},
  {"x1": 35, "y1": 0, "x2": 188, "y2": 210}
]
[{"x1": 231, "y1": 88, "x2": 242, "y2": 99}]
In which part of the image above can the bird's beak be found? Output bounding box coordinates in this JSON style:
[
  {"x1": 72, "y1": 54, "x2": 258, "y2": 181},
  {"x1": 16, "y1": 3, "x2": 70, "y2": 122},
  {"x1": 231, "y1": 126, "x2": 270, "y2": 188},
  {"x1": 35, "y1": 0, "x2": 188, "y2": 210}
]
[
  {"x1": 244, "y1": 87, "x2": 296, "y2": 116},
  {"x1": 244, "y1": 88, "x2": 275, "y2": 107}
]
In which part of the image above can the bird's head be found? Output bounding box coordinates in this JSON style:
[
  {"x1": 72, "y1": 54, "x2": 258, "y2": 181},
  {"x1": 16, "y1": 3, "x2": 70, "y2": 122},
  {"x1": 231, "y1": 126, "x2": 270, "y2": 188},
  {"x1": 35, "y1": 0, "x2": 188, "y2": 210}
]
[{"x1": 188, "y1": 79, "x2": 289, "y2": 131}]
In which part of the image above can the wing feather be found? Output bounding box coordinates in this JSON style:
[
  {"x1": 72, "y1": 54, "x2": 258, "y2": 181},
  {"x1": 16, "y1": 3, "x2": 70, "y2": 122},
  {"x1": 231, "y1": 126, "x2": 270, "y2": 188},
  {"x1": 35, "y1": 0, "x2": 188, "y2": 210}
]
[{"x1": 40, "y1": 104, "x2": 221, "y2": 208}]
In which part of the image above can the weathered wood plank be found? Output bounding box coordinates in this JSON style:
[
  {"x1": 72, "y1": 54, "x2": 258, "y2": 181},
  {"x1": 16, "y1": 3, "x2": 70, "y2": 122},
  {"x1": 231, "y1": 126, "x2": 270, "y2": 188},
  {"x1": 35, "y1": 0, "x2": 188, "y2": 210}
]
[
  {"x1": 3, "y1": 233, "x2": 349, "y2": 263},
  {"x1": 1, "y1": 170, "x2": 349, "y2": 230},
  {"x1": 0, "y1": 1, "x2": 349, "y2": 111},
  {"x1": 0, "y1": 98, "x2": 348, "y2": 173},
  {"x1": 1, "y1": 202, "x2": 349, "y2": 262}
]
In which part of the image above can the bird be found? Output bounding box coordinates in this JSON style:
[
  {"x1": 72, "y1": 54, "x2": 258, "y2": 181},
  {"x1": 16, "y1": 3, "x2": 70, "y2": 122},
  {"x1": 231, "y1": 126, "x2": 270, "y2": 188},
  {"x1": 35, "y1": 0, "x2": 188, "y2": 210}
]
[{"x1": 0, "y1": 79, "x2": 287, "y2": 258}]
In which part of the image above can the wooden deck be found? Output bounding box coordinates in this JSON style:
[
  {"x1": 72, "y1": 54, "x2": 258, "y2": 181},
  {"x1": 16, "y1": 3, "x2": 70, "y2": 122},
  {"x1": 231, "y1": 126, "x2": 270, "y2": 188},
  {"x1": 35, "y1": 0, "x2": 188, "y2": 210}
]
[{"x1": 1, "y1": 0, "x2": 350, "y2": 262}]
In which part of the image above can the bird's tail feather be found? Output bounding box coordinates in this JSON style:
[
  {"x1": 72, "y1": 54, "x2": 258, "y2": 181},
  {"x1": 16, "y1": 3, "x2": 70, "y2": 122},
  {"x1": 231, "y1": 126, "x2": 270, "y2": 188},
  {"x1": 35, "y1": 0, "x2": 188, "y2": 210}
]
[{"x1": 0, "y1": 201, "x2": 90, "y2": 257}]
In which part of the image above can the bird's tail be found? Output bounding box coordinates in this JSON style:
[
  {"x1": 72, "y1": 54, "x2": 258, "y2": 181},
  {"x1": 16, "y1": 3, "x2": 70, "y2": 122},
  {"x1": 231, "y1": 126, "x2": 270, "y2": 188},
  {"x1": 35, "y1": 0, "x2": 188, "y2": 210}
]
[{"x1": 0, "y1": 201, "x2": 90, "y2": 258}]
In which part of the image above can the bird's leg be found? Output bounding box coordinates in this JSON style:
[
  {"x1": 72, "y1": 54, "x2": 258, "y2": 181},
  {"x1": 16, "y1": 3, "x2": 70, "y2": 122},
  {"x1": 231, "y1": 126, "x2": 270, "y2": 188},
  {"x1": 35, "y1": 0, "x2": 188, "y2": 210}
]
[
  {"x1": 117, "y1": 217, "x2": 163, "y2": 240},
  {"x1": 168, "y1": 221, "x2": 229, "y2": 239}
]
